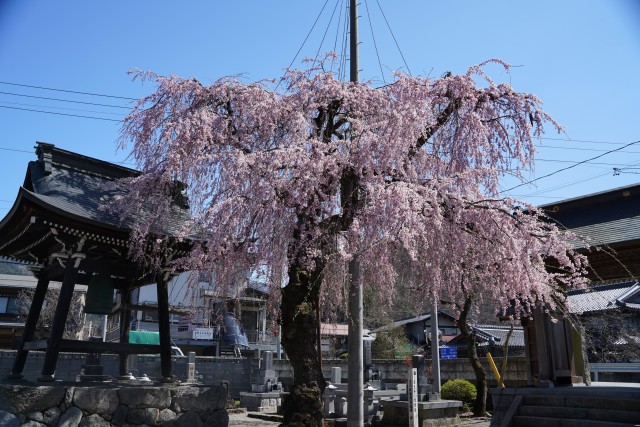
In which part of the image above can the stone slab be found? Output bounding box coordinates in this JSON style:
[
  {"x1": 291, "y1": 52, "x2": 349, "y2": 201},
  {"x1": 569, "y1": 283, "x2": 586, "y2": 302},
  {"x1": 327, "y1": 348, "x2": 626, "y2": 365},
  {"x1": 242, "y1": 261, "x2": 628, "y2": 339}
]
[{"x1": 380, "y1": 400, "x2": 462, "y2": 427}]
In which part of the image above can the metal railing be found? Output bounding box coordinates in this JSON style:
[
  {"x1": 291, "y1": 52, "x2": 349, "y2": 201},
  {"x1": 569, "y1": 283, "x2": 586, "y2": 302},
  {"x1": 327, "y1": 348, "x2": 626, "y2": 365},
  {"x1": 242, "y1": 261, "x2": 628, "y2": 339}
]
[
  {"x1": 244, "y1": 329, "x2": 277, "y2": 345},
  {"x1": 590, "y1": 362, "x2": 640, "y2": 382}
]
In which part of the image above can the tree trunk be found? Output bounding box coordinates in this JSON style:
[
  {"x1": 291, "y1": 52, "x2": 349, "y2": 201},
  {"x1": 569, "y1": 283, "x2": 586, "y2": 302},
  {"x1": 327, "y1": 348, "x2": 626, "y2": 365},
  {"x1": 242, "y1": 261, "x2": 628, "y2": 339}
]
[
  {"x1": 280, "y1": 263, "x2": 325, "y2": 427},
  {"x1": 456, "y1": 297, "x2": 488, "y2": 417}
]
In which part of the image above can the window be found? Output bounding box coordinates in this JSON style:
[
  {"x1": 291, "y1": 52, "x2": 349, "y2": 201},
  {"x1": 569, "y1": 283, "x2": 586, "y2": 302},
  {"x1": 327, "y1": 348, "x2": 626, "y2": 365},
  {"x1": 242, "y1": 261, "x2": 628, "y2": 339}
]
[
  {"x1": 0, "y1": 297, "x2": 19, "y2": 314},
  {"x1": 6, "y1": 297, "x2": 19, "y2": 314},
  {"x1": 143, "y1": 310, "x2": 158, "y2": 322}
]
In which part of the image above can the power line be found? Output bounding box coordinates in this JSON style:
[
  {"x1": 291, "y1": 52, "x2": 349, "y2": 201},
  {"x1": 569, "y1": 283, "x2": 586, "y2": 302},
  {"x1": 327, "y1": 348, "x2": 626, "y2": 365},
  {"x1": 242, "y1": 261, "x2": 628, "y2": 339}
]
[
  {"x1": 285, "y1": 0, "x2": 331, "y2": 72},
  {"x1": 540, "y1": 137, "x2": 631, "y2": 146},
  {"x1": 374, "y1": 0, "x2": 411, "y2": 76},
  {"x1": 331, "y1": 0, "x2": 346, "y2": 75},
  {"x1": 522, "y1": 170, "x2": 613, "y2": 198},
  {"x1": 536, "y1": 144, "x2": 640, "y2": 154},
  {"x1": 0, "y1": 147, "x2": 32, "y2": 154},
  {"x1": 0, "y1": 105, "x2": 121, "y2": 122},
  {"x1": 0, "y1": 90, "x2": 131, "y2": 109},
  {"x1": 0, "y1": 101, "x2": 124, "y2": 117},
  {"x1": 503, "y1": 139, "x2": 640, "y2": 193},
  {"x1": 0, "y1": 81, "x2": 137, "y2": 101},
  {"x1": 536, "y1": 158, "x2": 625, "y2": 167},
  {"x1": 364, "y1": 0, "x2": 386, "y2": 85},
  {"x1": 313, "y1": 0, "x2": 342, "y2": 66}
]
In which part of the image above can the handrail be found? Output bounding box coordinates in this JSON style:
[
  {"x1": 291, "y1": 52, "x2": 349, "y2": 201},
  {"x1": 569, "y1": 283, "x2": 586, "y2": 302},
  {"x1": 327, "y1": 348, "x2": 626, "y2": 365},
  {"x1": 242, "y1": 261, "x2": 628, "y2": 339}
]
[
  {"x1": 589, "y1": 362, "x2": 640, "y2": 382},
  {"x1": 590, "y1": 362, "x2": 640, "y2": 372}
]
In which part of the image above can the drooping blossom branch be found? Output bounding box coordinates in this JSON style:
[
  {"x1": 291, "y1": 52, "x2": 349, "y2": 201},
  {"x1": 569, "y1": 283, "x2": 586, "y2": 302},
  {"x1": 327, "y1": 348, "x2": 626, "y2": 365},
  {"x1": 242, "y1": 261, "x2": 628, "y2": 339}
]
[{"x1": 116, "y1": 58, "x2": 585, "y2": 320}]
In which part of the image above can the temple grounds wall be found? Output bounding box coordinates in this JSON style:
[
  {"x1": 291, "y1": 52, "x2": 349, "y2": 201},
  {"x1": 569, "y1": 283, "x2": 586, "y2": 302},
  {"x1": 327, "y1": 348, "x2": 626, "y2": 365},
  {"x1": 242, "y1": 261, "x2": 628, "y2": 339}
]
[{"x1": 0, "y1": 351, "x2": 528, "y2": 398}]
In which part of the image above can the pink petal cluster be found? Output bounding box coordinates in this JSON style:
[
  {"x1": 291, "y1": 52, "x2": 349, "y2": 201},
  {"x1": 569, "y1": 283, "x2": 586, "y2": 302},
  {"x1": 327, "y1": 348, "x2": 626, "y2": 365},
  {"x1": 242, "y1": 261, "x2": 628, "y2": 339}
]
[{"x1": 117, "y1": 59, "x2": 587, "y2": 319}]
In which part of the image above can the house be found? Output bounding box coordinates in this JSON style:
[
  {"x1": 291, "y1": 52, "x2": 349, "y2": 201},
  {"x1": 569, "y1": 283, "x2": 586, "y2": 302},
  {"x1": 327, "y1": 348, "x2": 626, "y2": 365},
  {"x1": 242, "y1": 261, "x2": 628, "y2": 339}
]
[
  {"x1": 445, "y1": 324, "x2": 525, "y2": 358},
  {"x1": 111, "y1": 271, "x2": 277, "y2": 356},
  {"x1": 373, "y1": 311, "x2": 459, "y2": 355},
  {"x1": 0, "y1": 271, "x2": 88, "y2": 349}
]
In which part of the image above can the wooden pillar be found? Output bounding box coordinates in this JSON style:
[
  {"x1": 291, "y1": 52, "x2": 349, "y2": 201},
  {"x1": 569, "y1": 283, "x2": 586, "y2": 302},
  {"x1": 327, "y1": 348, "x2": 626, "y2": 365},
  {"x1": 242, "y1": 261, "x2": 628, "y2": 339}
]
[
  {"x1": 156, "y1": 273, "x2": 173, "y2": 381},
  {"x1": 39, "y1": 254, "x2": 80, "y2": 381},
  {"x1": 119, "y1": 286, "x2": 133, "y2": 377},
  {"x1": 524, "y1": 307, "x2": 579, "y2": 387},
  {"x1": 7, "y1": 273, "x2": 50, "y2": 379}
]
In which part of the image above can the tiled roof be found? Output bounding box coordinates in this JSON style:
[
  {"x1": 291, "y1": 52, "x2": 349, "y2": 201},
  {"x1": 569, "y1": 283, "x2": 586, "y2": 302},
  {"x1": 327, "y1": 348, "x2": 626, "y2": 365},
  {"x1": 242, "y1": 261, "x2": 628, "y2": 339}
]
[
  {"x1": 22, "y1": 143, "x2": 189, "y2": 235},
  {"x1": 373, "y1": 311, "x2": 456, "y2": 332},
  {"x1": 475, "y1": 324, "x2": 525, "y2": 347},
  {"x1": 567, "y1": 281, "x2": 640, "y2": 314},
  {"x1": 542, "y1": 184, "x2": 640, "y2": 247},
  {"x1": 446, "y1": 324, "x2": 525, "y2": 348}
]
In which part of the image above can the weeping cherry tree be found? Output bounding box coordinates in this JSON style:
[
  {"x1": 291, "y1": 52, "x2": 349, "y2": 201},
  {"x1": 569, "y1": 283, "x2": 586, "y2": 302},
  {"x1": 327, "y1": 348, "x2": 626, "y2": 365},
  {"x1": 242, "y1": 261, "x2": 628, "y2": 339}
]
[{"x1": 116, "y1": 58, "x2": 588, "y2": 426}]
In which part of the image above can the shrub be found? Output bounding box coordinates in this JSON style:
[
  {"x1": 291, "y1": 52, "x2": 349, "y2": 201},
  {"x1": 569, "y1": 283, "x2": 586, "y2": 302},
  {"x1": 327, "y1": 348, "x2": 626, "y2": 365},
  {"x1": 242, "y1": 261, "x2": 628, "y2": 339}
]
[{"x1": 441, "y1": 379, "x2": 477, "y2": 410}]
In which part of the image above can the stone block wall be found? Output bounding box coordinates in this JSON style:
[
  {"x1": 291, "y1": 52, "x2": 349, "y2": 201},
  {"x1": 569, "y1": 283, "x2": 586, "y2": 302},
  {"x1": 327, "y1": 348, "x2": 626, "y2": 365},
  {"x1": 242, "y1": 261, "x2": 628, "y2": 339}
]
[
  {"x1": 0, "y1": 384, "x2": 228, "y2": 427},
  {"x1": 0, "y1": 351, "x2": 252, "y2": 398},
  {"x1": 0, "y1": 351, "x2": 527, "y2": 399},
  {"x1": 274, "y1": 356, "x2": 529, "y2": 388}
]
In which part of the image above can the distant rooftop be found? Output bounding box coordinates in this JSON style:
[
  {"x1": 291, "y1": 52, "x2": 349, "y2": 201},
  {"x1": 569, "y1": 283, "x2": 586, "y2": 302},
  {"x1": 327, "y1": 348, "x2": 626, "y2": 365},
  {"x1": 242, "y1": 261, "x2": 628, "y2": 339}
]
[{"x1": 567, "y1": 280, "x2": 640, "y2": 314}]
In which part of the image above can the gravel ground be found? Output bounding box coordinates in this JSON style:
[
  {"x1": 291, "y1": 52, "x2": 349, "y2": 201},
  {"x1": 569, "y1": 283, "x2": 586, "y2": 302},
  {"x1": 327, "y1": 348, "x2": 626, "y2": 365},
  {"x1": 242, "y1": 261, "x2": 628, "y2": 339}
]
[
  {"x1": 229, "y1": 411, "x2": 491, "y2": 426},
  {"x1": 229, "y1": 411, "x2": 281, "y2": 426}
]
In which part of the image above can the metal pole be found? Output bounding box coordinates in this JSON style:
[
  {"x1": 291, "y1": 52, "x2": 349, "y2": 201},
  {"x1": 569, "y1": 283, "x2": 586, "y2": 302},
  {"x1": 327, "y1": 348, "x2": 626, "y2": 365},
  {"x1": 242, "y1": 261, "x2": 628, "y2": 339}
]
[
  {"x1": 347, "y1": 1, "x2": 363, "y2": 425},
  {"x1": 431, "y1": 297, "x2": 441, "y2": 394},
  {"x1": 349, "y1": 0, "x2": 359, "y2": 83},
  {"x1": 103, "y1": 314, "x2": 108, "y2": 342}
]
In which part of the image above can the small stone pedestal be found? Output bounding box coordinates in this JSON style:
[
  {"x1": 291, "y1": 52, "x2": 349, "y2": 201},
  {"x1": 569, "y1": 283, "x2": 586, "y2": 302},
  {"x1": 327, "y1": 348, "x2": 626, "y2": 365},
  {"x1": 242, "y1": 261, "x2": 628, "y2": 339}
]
[
  {"x1": 79, "y1": 352, "x2": 110, "y2": 382},
  {"x1": 239, "y1": 391, "x2": 283, "y2": 412},
  {"x1": 240, "y1": 351, "x2": 283, "y2": 412},
  {"x1": 379, "y1": 400, "x2": 462, "y2": 427}
]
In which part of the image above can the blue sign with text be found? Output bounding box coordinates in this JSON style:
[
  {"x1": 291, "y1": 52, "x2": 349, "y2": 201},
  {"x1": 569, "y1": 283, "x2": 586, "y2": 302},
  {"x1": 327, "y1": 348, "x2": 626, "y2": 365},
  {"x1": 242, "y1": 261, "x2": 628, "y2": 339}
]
[{"x1": 440, "y1": 346, "x2": 457, "y2": 360}]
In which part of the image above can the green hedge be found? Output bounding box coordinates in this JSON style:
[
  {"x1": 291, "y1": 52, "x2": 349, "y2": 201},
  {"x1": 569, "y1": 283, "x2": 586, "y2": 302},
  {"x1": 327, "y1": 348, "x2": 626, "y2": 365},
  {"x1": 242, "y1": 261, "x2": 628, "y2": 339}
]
[{"x1": 441, "y1": 379, "x2": 476, "y2": 410}]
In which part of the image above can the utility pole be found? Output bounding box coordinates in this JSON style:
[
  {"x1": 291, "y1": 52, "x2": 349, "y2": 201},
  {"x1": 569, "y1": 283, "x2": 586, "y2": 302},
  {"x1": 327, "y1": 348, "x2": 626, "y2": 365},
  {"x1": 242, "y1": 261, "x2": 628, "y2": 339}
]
[
  {"x1": 431, "y1": 298, "x2": 441, "y2": 394},
  {"x1": 346, "y1": 0, "x2": 364, "y2": 425}
]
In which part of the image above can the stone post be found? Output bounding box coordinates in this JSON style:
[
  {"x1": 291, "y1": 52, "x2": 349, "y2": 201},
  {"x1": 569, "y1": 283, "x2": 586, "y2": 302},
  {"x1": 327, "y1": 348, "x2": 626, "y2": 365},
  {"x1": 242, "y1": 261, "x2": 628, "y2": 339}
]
[
  {"x1": 331, "y1": 366, "x2": 342, "y2": 384},
  {"x1": 324, "y1": 383, "x2": 338, "y2": 417}
]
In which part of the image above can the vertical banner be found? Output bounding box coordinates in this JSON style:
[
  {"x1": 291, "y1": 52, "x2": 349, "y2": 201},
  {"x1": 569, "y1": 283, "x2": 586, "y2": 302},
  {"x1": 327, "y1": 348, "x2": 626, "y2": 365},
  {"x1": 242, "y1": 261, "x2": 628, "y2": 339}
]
[{"x1": 408, "y1": 367, "x2": 418, "y2": 427}]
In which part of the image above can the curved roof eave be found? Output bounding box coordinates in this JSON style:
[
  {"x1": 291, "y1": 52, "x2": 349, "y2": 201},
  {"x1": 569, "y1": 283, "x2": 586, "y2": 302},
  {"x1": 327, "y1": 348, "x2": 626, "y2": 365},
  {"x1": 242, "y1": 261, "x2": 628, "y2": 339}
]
[{"x1": 1, "y1": 187, "x2": 131, "y2": 237}]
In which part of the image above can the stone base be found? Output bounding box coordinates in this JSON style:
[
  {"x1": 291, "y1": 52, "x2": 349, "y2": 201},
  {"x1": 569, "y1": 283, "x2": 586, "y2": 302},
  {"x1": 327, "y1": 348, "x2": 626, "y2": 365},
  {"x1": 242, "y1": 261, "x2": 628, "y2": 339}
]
[
  {"x1": 0, "y1": 383, "x2": 228, "y2": 427},
  {"x1": 239, "y1": 391, "x2": 282, "y2": 412},
  {"x1": 378, "y1": 400, "x2": 462, "y2": 427}
]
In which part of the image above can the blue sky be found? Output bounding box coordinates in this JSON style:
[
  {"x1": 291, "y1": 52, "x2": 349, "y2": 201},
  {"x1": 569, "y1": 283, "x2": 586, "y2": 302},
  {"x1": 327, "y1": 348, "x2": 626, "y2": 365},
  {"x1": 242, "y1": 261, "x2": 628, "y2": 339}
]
[{"x1": 0, "y1": 0, "x2": 639, "y2": 216}]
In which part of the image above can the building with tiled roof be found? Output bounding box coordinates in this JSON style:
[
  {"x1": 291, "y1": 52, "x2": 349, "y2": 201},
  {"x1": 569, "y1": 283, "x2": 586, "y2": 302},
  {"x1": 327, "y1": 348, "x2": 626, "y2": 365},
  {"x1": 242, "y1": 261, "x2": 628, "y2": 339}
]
[
  {"x1": 0, "y1": 142, "x2": 191, "y2": 381},
  {"x1": 567, "y1": 280, "x2": 640, "y2": 314},
  {"x1": 544, "y1": 187, "x2": 640, "y2": 363}
]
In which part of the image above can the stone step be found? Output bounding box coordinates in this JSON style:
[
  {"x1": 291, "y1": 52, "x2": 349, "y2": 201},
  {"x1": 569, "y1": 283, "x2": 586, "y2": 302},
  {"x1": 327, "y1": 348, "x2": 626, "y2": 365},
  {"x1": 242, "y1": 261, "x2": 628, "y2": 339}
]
[
  {"x1": 512, "y1": 415, "x2": 638, "y2": 427},
  {"x1": 522, "y1": 395, "x2": 640, "y2": 413},
  {"x1": 519, "y1": 405, "x2": 639, "y2": 424}
]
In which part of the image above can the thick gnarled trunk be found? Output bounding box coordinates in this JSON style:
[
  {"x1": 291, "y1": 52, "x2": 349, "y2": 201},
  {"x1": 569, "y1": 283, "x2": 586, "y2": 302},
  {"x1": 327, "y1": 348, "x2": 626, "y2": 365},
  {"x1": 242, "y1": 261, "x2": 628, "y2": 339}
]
[
  {"x1": 280, "y1": 263, "x2": 325, "y2": 427},
  {"x1": 456, "y1": 296, "x2": 488, "y2": 417}
]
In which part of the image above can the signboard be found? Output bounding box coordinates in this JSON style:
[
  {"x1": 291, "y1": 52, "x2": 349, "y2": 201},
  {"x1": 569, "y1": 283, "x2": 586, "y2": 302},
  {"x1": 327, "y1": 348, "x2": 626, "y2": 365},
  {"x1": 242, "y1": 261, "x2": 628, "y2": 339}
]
[
  {"x1": 128, "y1": 330, "x2": 160, "y2": 345},
  {"x1": 192, "y1": 327, "x2": 214, "y2": 340},
  {"x1": 407, "y1": 367, "x2": 418, "y2": 427},
  {"x1": 440, "y1": 346, "x2": 457, "y2": 360}
]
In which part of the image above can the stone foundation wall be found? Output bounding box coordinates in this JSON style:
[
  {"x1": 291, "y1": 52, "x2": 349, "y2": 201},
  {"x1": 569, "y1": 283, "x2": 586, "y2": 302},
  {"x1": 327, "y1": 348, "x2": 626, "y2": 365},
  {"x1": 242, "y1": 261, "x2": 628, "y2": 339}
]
[
  {"x1": 0, "y1": 351, "x2": 251, "y2": 398},
  {"x1": 0, "y1": 384, "x2": 228, "y2": 427}
]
